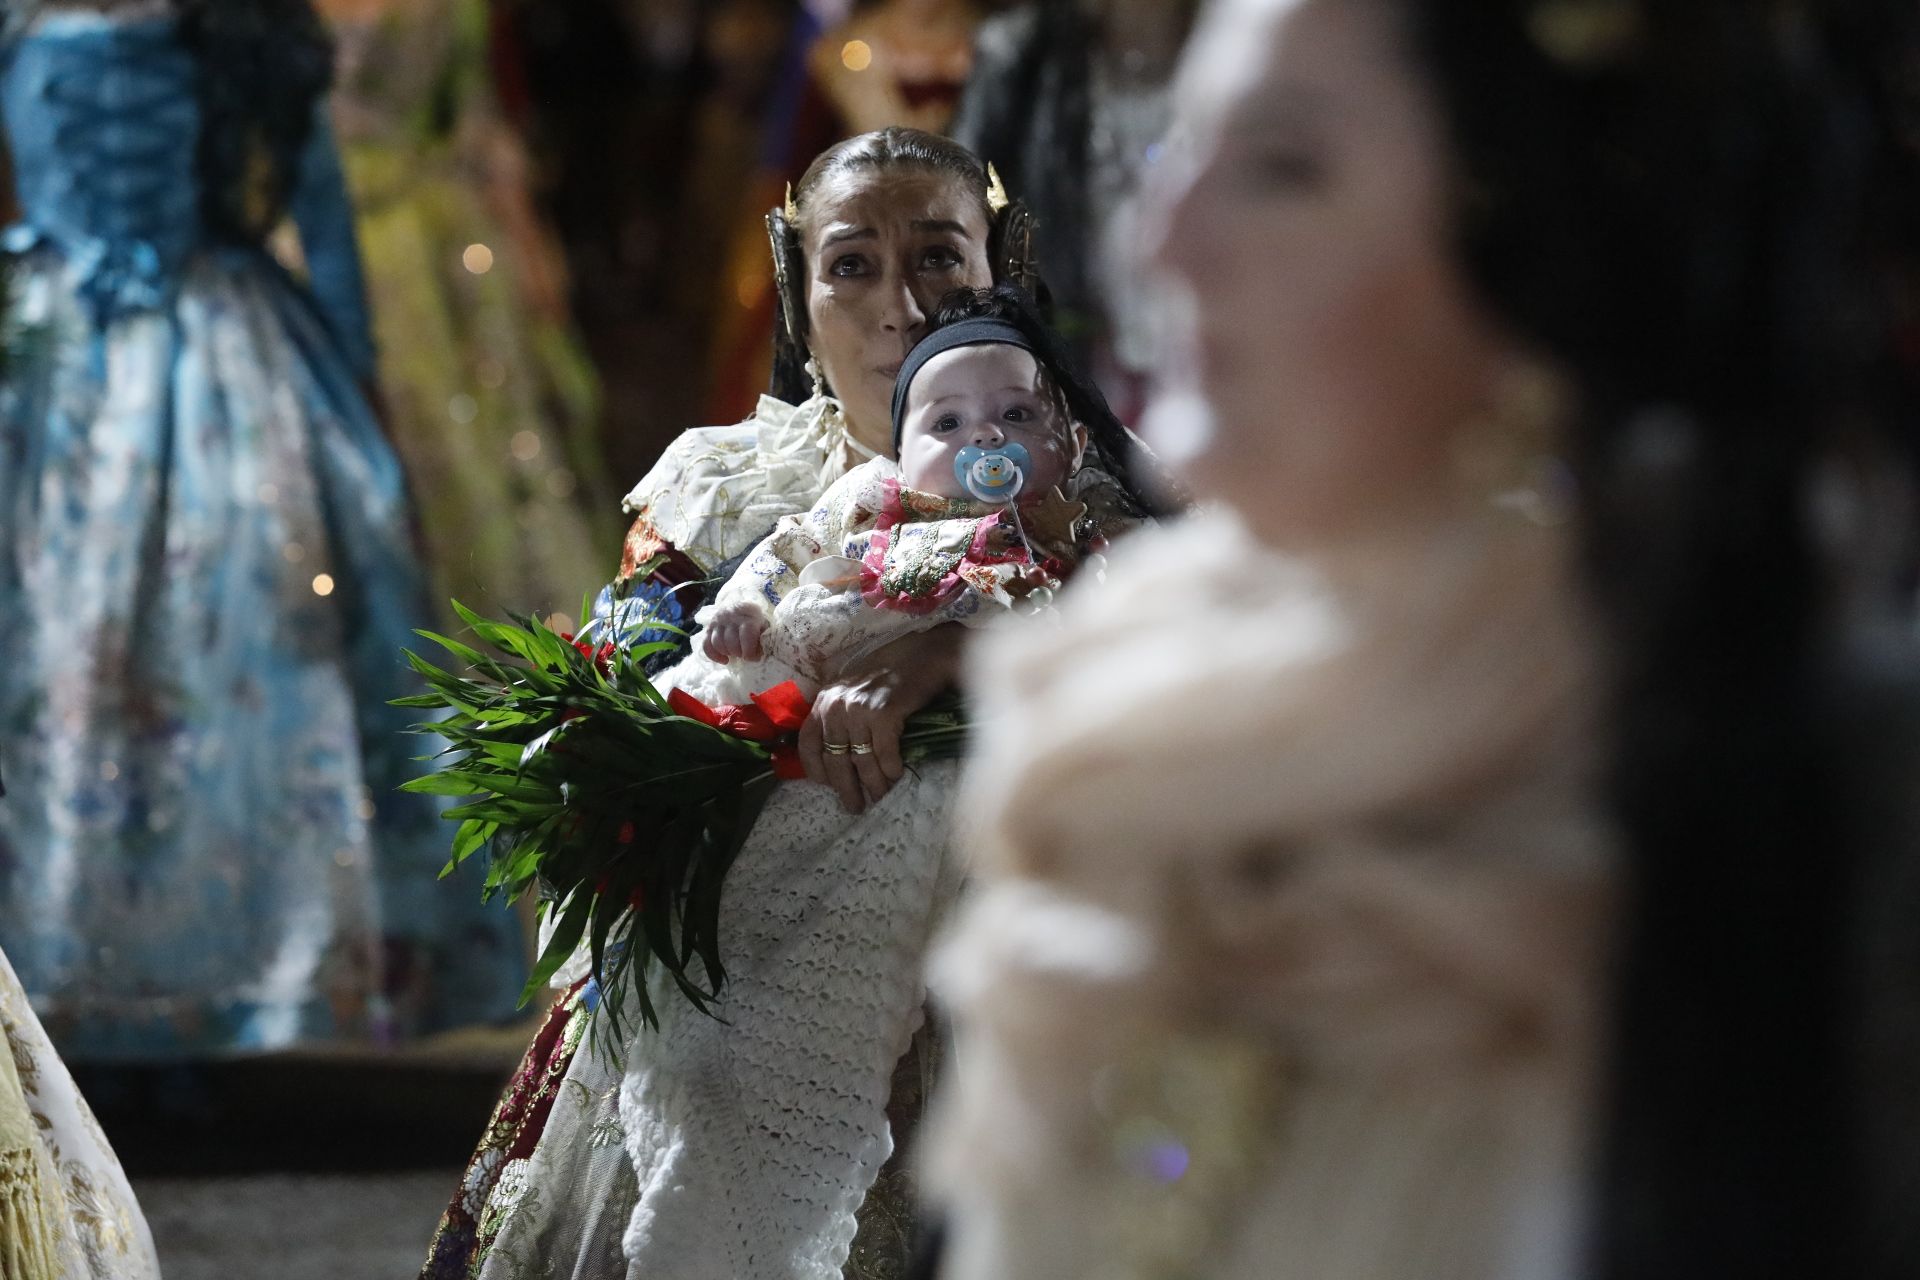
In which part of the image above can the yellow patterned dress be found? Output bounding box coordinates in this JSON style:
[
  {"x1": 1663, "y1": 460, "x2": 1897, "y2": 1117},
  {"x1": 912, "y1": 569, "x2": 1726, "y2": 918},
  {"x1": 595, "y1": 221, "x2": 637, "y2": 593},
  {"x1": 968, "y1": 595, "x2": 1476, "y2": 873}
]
[
  {"x1": 0, "y1": 948, "x2": 158, "y2": 1280},
  {"x1": 327, "y1": 0, "x2": 614, "y2": 625}
]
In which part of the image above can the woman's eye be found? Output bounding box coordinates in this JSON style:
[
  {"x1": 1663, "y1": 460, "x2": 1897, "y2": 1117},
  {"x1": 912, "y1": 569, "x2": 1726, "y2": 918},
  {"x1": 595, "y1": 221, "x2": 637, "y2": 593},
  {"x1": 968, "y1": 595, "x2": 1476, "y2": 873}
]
[
  {"x1": 919, "y1": 246, "x2": 964, "y2": 271},
  {"x1": 829, "y1": 254, "x2": 872, "y2": 278}
]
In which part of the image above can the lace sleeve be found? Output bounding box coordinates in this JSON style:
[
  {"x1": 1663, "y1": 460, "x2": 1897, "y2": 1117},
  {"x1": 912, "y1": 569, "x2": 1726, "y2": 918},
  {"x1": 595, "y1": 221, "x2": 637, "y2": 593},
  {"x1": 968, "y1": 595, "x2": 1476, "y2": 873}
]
[{"x1": 709, "y1": 513, "x2": 822, "y2": 618}]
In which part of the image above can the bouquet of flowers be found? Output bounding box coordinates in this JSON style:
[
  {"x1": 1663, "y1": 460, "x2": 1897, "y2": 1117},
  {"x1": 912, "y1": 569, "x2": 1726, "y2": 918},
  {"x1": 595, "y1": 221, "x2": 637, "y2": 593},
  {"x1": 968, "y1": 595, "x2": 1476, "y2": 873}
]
[{"x1": 396, "y1": 600, "x2": 967, "y2": 1035}]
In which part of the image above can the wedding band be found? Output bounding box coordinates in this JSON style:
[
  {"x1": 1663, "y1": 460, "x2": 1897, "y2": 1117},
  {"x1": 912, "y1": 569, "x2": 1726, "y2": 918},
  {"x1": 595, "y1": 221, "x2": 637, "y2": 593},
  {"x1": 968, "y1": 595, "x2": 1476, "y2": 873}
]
[
  {"x1": 851, "y1": 744, "x2": 875, "y2": 756},
  {"x1": 824, "y1": 742, "x2": 851, "y2": 756}
]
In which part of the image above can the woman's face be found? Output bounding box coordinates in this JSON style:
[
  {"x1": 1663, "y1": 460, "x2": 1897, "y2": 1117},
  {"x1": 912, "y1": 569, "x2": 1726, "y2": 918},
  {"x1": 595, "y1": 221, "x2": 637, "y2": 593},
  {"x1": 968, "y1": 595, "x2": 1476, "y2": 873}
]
[
  {"x1": 1143, "y1": 0, "x2": 1516, "y2": 548},
  {"x1": 803, "y1": 169, "x2": 995, "y2": 454}
]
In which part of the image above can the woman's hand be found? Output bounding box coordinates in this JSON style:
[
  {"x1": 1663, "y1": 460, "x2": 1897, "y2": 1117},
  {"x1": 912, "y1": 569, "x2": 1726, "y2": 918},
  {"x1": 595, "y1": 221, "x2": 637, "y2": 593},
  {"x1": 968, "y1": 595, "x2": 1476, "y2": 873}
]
[
  {"x1": 800, "y1": 625, "x2": 966, "y2": 813},
  {"x1": 702, "y1": 602, "x2": 770, "y2": 662}
]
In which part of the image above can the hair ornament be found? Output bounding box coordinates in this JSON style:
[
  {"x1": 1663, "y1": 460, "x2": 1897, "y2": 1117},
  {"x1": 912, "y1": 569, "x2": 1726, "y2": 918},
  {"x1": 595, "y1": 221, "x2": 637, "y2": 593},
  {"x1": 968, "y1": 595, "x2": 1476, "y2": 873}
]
[
  {"x1": 785, "y1": 182, "x2": 799, "y2": 222},
  {"x1": 1526, "y1": 0, "x2": 1643, "y2": 68},
  {"x1": 986, "y1": 163, "x2": 1010, "y2": 215}
]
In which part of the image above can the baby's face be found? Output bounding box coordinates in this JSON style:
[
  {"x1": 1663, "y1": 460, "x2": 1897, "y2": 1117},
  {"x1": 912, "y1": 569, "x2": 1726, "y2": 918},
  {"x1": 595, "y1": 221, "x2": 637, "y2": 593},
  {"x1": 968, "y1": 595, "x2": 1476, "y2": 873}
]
[{"x1": 897, "y1": 344, "x2": 1085, "y2": 501}]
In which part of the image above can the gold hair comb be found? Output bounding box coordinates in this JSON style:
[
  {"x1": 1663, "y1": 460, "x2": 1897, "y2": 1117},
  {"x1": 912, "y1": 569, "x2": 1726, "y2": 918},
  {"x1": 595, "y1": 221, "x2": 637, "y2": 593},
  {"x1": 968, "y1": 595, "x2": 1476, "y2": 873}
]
[
  {"x1": 986, "y1": 163, "x2": 1010, "y2": 215},
  {"x1": 785, "y1": 182, "x2": 799, "y2": 222}
]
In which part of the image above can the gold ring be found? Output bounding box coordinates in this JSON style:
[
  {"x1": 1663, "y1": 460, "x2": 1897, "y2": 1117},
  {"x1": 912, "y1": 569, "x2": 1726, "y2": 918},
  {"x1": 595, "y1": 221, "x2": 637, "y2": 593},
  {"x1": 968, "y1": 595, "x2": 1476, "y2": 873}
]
[
  {"x1": 851, "y1": 744, "x2": 875, "y2": 756},
  {"x1": 824, "y1": 742, "x2": 851, "y2": 756}
]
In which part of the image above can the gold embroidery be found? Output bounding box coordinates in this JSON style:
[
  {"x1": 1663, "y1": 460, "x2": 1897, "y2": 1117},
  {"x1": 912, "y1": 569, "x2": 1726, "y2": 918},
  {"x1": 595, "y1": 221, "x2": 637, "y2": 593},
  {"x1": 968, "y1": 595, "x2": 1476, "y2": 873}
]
[{"x1": 64, "y1": 1161, "x2": 138, "y2": 1267}]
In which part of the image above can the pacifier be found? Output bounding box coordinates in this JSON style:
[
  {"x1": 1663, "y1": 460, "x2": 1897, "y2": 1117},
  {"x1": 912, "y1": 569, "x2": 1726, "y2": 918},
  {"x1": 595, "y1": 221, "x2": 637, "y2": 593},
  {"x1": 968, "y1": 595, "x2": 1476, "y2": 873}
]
[{"x1": 954, "y1": 442, "x2": 1032, "y2": 505}]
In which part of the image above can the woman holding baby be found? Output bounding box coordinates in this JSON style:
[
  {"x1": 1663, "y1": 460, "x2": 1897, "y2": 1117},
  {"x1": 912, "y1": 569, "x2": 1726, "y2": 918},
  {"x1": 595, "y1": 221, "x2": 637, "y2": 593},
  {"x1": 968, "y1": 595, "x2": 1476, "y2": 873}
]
[{"x1": 422, "y1": 127, "x2": 1161, "y2": 1280}]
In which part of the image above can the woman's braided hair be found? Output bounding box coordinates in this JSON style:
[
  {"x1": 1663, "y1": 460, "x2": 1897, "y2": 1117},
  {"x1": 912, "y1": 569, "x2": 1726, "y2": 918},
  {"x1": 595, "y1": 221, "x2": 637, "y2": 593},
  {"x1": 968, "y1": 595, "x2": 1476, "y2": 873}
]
[{"x1": 180, "y1": 0, "x2": 335, "y2": 241}]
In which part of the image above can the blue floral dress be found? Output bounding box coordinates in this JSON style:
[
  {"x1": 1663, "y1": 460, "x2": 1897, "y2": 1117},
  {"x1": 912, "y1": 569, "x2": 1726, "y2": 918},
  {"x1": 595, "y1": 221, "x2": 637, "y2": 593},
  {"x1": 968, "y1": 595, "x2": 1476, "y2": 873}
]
[{"x1": 0, "y1": 7, "x2": 522, "y2": 1060}]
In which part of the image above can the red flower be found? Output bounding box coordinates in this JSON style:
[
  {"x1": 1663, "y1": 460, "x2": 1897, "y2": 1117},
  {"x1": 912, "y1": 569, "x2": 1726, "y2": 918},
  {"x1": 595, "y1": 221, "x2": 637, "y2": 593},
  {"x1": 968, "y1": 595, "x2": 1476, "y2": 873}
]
[
  {"x1": 594, "y1": 872, "x2": 646, "y2": 914},
  {"x1": 617, "y1": 822, "x2": 636, "y2": 845},
  {"x1": 560, "y1": 632, "x2": 616, "y2": 677},
  {"x1": 668, "y1": 681, "x2": 813, "y2": 781}
]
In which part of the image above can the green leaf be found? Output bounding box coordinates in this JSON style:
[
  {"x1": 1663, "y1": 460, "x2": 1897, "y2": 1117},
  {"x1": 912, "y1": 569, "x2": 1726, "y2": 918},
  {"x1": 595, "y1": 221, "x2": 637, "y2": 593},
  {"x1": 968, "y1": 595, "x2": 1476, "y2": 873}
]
[
  {"x1": 454, "y1": 602, "x2": 568, "y2": 671},
  {"x1": 452, "y1": 818, "x2": 497, "y2": 865},
  {"x1": 390, "y1": 692, "x2": 452, "y2": 709},
  {"x1": 518, "y1": 723, "x2": 570, "y2": 771},
  {"x1": 473, "y1": 772, "x2": 564, "y2": 804},
  {"x1": 400, "y1": 770, "x2": 493, "y2": 798},
  {"x1": 415, "y1": 630, "x2": 498, "y2": 674},
  {"x1": 443, "y1": 798, "x2": 562, "y2": 824},
  {"x1": 521, "y1": 890, "x2": 593, "y2": 1006}
]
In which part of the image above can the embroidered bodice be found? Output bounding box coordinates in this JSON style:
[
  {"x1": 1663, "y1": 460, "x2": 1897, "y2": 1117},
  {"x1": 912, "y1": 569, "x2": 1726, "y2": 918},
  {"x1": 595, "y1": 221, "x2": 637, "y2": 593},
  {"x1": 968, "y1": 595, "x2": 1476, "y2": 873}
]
[
  {"x1": 0, "y1": 15, "x2": 202, "y2": 324},
  {"x1": 0, "y1": 8, "x2": 375, "y2": 366}
]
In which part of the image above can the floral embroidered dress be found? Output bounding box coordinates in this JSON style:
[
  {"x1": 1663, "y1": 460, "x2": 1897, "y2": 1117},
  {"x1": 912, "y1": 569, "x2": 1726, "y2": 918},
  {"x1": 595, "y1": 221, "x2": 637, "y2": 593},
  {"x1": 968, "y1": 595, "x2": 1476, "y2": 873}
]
[
  {"x1": 0, "y1": 943, "x2": 159, "y2": 1280},
  {"x1": 0, "y1": 3, "x2": 522, "y2": 1058}
]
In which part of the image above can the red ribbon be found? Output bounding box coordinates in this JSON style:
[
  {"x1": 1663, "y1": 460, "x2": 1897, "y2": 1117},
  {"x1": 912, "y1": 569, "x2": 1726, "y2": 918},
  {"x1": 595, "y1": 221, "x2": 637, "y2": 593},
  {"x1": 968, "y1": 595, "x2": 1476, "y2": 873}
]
[{"x1": 667, "y1": 681, "x2": 814, "y2": 780}]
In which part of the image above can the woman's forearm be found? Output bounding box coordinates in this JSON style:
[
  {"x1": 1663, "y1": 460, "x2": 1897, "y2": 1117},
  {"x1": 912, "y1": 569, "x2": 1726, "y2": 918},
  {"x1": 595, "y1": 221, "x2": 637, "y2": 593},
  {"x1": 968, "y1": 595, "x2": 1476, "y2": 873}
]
[{"x1": 840, "y1": 623, "x2": 966, "y2": 714}]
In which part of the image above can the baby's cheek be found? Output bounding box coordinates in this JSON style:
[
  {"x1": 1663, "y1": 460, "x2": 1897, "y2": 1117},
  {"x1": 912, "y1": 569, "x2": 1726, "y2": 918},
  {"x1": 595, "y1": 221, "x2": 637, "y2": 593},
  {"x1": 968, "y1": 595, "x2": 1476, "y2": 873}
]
[
  {"x1": 907, "y1": 453, "x2": 971, "y2": 499},
  {"x1": 1023, "y1": 437, "x2": 1074, "y2": 489}
]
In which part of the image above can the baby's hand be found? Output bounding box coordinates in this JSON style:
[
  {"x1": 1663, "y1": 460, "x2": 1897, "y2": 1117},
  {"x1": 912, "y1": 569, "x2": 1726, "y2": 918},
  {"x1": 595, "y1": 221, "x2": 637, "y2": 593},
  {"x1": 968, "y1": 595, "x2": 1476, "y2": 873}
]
[{"x1": 702, "y1": 602, "x2": 770, "y2": 663}]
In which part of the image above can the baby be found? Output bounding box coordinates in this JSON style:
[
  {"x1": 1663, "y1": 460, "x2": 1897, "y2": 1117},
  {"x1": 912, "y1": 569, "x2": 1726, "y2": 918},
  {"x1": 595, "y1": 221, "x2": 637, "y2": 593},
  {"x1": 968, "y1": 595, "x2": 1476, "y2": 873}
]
[{"x1": 666, "y1": 286, "x2": 1138, "y2": 711}]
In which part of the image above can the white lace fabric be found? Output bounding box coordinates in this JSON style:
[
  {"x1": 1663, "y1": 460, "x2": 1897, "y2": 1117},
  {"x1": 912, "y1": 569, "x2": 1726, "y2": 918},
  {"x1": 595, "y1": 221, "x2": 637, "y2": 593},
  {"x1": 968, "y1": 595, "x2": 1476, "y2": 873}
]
[
  {"x1": 481, "y1": 766, "x2": 963, "y2": 1280},
  {"x1": 621, "y1": 394, "x2": 869, "y2": 575}
]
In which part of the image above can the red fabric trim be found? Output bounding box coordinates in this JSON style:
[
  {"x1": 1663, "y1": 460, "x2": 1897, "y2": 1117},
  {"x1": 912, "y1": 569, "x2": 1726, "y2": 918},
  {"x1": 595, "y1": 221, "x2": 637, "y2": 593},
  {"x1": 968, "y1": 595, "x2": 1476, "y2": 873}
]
[{"x1": 858, "y1": 477, "x2": 1030, "y2": 612}]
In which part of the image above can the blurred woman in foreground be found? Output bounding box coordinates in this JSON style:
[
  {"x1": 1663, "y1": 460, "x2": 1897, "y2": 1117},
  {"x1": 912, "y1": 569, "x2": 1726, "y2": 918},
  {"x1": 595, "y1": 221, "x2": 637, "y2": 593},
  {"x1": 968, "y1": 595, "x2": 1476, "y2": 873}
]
[{"x1": 927, "y1": 1, "x2": 1920, "y2": 1276}]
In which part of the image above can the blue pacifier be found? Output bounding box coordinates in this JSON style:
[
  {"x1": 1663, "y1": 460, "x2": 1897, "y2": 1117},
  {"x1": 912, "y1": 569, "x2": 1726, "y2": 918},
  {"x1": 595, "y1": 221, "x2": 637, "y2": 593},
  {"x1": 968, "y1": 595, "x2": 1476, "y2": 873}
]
[{"x1": 955, "y1": 442, "x2": 1032, "y2": 505}]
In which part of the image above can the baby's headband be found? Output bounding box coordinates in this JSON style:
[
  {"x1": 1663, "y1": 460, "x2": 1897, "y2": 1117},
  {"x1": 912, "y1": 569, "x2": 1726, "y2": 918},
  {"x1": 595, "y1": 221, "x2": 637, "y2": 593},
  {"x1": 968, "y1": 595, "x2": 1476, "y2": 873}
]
[{"x1": 890, "y1": 318, "x2": 1038, "y2": 451}]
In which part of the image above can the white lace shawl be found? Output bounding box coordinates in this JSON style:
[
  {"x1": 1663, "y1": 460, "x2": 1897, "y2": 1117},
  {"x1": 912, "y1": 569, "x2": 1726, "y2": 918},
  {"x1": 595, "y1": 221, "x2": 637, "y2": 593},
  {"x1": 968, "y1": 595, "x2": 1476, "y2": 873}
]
[{"x1": 927, "y1": 509, "x2": 1615, "y2": 1280}]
